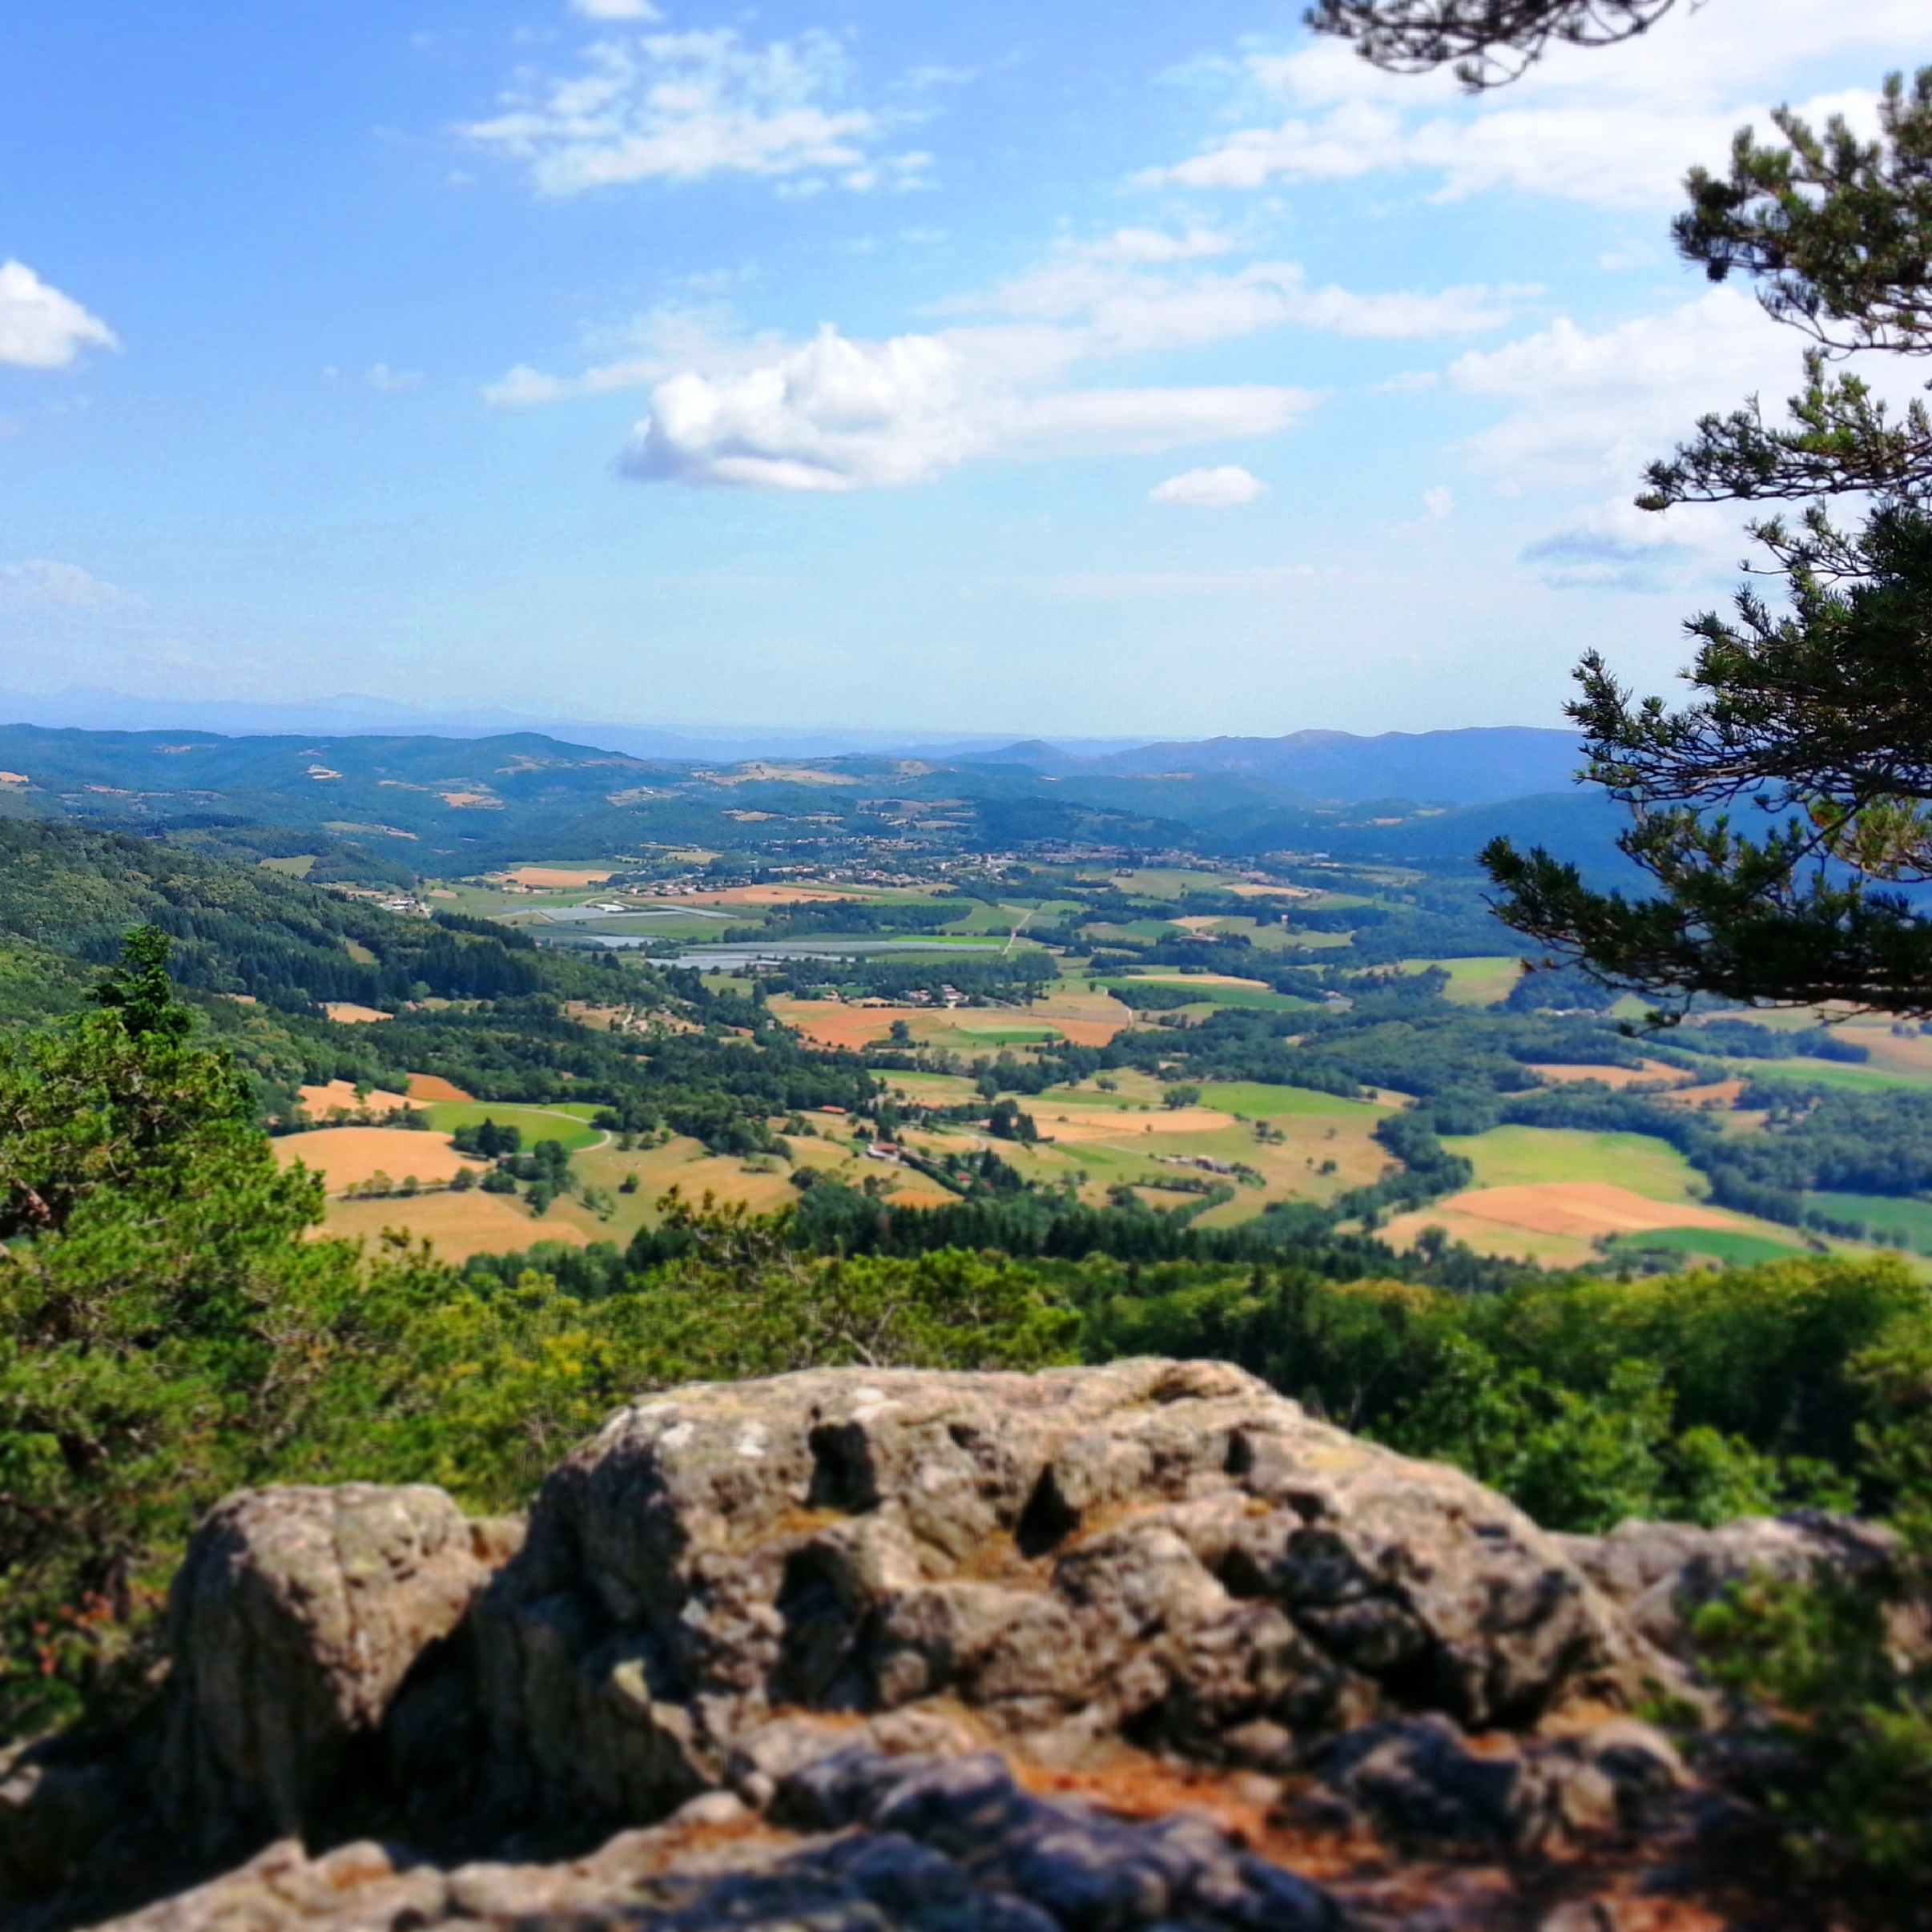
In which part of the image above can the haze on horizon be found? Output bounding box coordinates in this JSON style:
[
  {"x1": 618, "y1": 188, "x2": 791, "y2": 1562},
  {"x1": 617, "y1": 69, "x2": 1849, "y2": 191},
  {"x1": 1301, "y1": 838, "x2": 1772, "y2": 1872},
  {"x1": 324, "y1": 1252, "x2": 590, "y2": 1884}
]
[{"x1": 0, "y1": 0, "x2": 1924, "y2": 739}]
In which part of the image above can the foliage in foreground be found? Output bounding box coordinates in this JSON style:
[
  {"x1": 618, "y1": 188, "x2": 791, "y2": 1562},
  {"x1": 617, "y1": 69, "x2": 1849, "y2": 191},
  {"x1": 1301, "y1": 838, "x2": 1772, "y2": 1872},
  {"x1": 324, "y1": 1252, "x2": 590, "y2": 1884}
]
[{"x1": 0, "y1": 933, "x2": 1074, "y2": 1737}]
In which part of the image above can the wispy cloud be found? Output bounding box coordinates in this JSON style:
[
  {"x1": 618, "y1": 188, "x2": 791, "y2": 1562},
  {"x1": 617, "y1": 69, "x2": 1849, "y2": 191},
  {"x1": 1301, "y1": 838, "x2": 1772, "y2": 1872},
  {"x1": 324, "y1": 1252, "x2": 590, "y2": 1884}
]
[
  {"x1": 0, "y1": 559, "x2": 127, "y2": 607},
  {"x1": 1138, "y1": 3, "x2": 1921, "y2": 209},
  {"x1": 1150, "y1": 465, "x2": 1269, "y2": 506},
  {"x1": 0, "y1": 261, "x2": 117, "y2": 370},
  {"x1": 970, "y1": 228, "x2": 1529, "y2": 349},
  {"x1": 461, "y1": 27, "x2": 926, "y2": 195},
  {"x1": 568, "y1": 0, "x2": 659, "y2": 18}
]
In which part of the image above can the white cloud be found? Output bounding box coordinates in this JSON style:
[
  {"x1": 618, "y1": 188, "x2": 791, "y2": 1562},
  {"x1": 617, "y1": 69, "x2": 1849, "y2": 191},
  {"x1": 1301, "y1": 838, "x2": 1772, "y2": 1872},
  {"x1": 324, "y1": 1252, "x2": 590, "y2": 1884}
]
[
  {"x1": 978, "y1": 229, "x2": 1525, "y2": 350},
  {"x1": 484, "y1": 303, "x2": 791, "y2": 405},
  {"x1": 569, "y1": 0, "x2": 659, "y2": 18},
  {"x1": 1151, "y1": 465, "x2": 1269, "y2": 506},
  {"x1": 1449, "y1": 286, "x2": 1804, "y2": 492},
  {"x1": 365, "y1": 364, "x2": 422, "y2": 392},
  {"x1": 0, "y1": 261, "x2": 117, "y2": 369},
  {"x1": 1421, "y1": 485, "x2": 1454, "y2": 520},
  {"x1": 1140, "y1": 2, "x2": 1923, "y2": 209},
  {"x1": 621, "y1": 325, "x2": 1317, "y2": 491},
  {"x1": 461, "y1": 28, "x2": 923, "y2": 195},
  {"x1": 0, "y1": 559, "x2": 126, "y2": 607}
]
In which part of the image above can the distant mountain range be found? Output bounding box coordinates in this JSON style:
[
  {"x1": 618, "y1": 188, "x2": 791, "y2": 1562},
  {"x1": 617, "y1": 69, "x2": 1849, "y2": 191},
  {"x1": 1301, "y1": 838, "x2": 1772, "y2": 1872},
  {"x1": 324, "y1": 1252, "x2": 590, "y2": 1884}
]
[
  {"x1": 967, "y1": 727, "x2": 1584, "y2": 806},
  {"x1": 0, "y1": 688, "x2": 1145, "y2": 765},
  {"x1": 0, "y1": 690, "x2": 1580, "y2": 808},
  {"x1": 0, "y1": 717, "x2": 1619, "y2": 878}
]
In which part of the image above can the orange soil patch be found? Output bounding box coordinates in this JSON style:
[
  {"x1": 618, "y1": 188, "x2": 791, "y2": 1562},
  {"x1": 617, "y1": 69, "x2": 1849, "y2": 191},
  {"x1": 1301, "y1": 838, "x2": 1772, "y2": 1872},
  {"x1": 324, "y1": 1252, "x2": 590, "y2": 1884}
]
[
  {"x1": 496, "y1": 866, "x2": 614, "y2": 888},
  {"x1": 883, "y1": 1181, "x2": 963, "y2": 1210},
  {"x1": 1659, "y1": 1077, "x2": 1749, "y2": 1109},
  {"x1": 1047, "y1": 1016, "x2": 1129, "y2": 1047},
  {"x1": 1026, "y1": 1105, "x2": 1237, "y2": 1142},
  {"x1": 1441, "y1": 1181, "x2": 1745, "y2": 1241},
  {"x1": 276, "y1": 1127, "x2": 479, "y2": 1193},
  {"x1": 324, "y1": 1002, "x2": 390, "y2": 1024},
  {"x1": 298, "y1": 1080, "x2": 412, "y2": 1117},
  {"x1": 405, "y1": 1073, "x2": 475, "y2": 1103},
  {"x1": 319, "y1": 1189, "x2": 583, "y2": 1263},
  {"x1": 771, "y1": 1000, "x2": 918, "y2": 1049},
  {"x1": 1526, "y1": 1060, "x2": 1690, "y2": 1090}
]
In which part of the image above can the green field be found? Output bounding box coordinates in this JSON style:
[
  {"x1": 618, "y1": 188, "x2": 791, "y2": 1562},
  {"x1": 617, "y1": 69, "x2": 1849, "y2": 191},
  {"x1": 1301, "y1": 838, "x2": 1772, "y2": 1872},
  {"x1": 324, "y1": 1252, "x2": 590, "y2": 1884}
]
[
  {"x1": 950, "y1": 1024, "x2": 1060, "y2": 1045},
  {"x1": 1200, "y1": 1081, "x2": 1387, "y2": 1118},
  {"x1": 1098, "y1": 978, "x2": 1308, "y2": 1014},
  {"x1": 421, "y1": 1101, "x2": 605, "y2": 1150},
  {"x1": 1806, "y1": 1189, "x2": 1932, "y2": 1252},
  {"x1": 1606, "y1": 1226, "x2": 1808, "y2": 1266},
  {"x1": 1396, "y1": 956, "x2": 1522, "y2": 1007},
  {"x1": 1444, "y1": 1124, "x2": 1708, "y2": 1202},
  {"x1": 1722, "y1": 1059, "x2": 1932, "y2": 1093}
]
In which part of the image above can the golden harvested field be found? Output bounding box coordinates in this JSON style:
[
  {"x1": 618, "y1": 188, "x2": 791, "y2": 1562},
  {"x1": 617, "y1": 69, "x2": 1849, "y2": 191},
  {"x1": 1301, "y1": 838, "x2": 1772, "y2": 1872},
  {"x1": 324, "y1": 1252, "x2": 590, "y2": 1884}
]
[
  {"x1": 1658, "y1": 1077, "x2": 1750, "y2": 1109},
  {"x1": 770, "y1": 1000, "x2": 925, "y2": 1049},
  {"x1": 320, "y1": 1190, "x2": 584, "y2": 1263},
  {"x1": 1443, "y1": 1181, "x2": 1746, "y2": 1240},
  {"x1": 494, "y1": 866, "x2": 614, "y2": 888},
  {"x1": 771, "y1": 994, "x2": 1129, "y2": 1053},
  {"x1": 323, "y1": 1002, "x2": 390, "y2": 1024},
  {"x1": 298, "y1": 1080, "x2": 411, "y2": 1117},
  {"x1": 1030, "y1": 1104, "x2": 1237, "y2": 1142},
  {"x1": 405, "y1": 1073, "x2": 475, "y2": 1103},
  {"x1": 1524, "y1": 1060, "x2": 1689, "y2": 1089},
  {"x1": 1834, "y1": 1018, "x2": 1932, "y2": 1079},
  {"x1": 276, "y1": 1127, "x2": 478, "y2": 1193}
]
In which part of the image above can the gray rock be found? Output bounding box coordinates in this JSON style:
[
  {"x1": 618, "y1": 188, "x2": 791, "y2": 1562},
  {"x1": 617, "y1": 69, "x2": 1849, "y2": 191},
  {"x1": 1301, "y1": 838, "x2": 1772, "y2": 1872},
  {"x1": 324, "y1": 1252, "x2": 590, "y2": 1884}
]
[
  {"x1": 1556, "y1": 1512, "x2": 1903, "y2": 1659},
  {"x1": 92, "y1": 1749, "x2": 1337, "y2": 1932},
  {"x1": 1304, "y1": 1713, "x2": 1687, "y2": 1857},
  {"x1": 155, "y1": 1484, "x2": 513, "y2": 1857},
  {"x1": 476, "y1": 1360, "x2": 1655, "y2": 1837},
  {"x1": 0, "y1": 1743, "x2": 129, "y2": 1906}
]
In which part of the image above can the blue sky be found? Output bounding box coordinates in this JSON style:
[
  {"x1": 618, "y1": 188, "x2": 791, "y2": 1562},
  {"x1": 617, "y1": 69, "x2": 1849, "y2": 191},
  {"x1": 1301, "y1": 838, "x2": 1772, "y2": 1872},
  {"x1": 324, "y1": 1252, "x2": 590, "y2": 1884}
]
[{"x1": 0, "y1": 0, "x2": 1924, "y2": 738}]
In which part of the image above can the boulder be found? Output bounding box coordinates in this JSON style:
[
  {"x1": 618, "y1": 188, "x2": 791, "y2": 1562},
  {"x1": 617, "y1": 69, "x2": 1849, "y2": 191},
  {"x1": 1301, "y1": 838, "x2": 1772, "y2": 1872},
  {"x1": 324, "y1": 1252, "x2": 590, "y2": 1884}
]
[
  {"x1": 473, "y1": 1359, "x2": 1659, "y2": 1837},
  {"x1": 1298, "y1": 1713, "x2": 1684, "y2": 1856},
  {"x1": 1556, "y1": 1512, "x2": 1906, "y2": 1659},
  {"x1": 155, "y1": 1484, "x2": 519, "y2": 1858},
  {"x1": 94, "y1": 1747, "x2": 1338, "y2": 1932}
]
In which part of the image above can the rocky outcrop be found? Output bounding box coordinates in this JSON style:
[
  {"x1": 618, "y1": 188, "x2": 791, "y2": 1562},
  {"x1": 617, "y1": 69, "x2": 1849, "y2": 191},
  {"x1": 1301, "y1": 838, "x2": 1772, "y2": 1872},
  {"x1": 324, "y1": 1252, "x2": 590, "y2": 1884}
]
[
  {"x1": 1556, "y1": 1511, "x2": 1906, "y2": 1659},
  {"x1": 0, "y1": 1362, "x2": 1883, "y2": 1932},
  {"x1": 470, "y1": 1358, "x2": 1654, "y2": 1841}
]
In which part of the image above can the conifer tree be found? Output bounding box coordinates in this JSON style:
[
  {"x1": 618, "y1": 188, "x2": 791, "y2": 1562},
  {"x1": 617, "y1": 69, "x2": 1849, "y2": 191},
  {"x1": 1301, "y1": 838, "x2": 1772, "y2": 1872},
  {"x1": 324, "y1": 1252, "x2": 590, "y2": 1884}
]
[{"x1": 1478, "y1": 73, "x2": 1932, "y2": 1016}]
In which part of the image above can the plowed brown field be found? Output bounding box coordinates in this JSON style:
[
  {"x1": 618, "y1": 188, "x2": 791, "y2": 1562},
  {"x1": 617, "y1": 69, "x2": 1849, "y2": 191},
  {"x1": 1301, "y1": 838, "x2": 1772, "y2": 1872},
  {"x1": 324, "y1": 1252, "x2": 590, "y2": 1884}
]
[{"x1": 405, "y1": 1073, "x2": 475, "y2": 1102}]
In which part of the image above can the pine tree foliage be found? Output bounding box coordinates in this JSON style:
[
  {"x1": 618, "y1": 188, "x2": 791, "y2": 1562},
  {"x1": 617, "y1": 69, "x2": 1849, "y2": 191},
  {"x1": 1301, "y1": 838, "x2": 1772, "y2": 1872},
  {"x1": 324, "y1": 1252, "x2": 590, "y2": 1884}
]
[
  {"x1": 1305, "y1": 0, "x2": 1680, "y2": 89},
  {"x1": 1480, "y1": 66, "x2": 1932, "y2": 1021}
]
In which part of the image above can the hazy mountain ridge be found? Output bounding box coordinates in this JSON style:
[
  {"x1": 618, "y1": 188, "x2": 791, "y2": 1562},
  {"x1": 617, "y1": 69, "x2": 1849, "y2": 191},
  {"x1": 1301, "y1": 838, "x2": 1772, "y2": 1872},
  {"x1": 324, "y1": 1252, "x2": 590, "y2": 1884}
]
[
  {"x1": 0, "y1": 719, "x2": 1616, "y2": 875},
  {"x1": 967, "y1": 726, "x2": 1585, "y2": 805}
]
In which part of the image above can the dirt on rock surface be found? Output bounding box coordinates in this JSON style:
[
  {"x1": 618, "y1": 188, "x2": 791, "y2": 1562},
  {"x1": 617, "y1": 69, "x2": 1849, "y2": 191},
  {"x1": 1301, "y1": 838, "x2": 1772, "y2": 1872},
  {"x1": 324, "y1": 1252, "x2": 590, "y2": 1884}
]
[{"x1": 0, "y1": 1361, "x2": 1874, "y2": 1932}]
